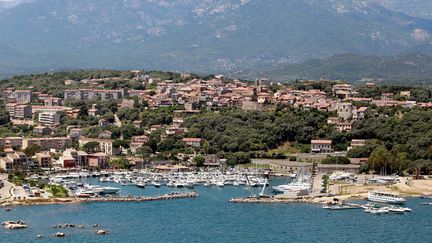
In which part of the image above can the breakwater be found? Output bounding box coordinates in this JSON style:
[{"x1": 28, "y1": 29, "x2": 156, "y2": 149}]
[{"x1": 78, "y1": 192, "x2": 198, "y2": 203}]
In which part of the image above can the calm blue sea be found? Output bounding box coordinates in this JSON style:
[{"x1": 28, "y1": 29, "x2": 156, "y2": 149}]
[{"x1": 1, "y1": 178, "x2": 432, "y2": 243}]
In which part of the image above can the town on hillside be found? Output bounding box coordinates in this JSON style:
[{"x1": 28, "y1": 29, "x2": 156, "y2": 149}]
[{"x1": 1, "y1": 70, "x2": 432, "y2": 205}]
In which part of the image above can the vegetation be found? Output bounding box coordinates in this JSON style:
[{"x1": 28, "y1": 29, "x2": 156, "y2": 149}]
[{"x1": 45, "y1": 185, "x2": 68, "y2": 198}]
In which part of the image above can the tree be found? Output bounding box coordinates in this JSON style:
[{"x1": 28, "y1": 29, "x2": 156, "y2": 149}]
[
  {"x1": 193, "y1": 155, "x2": 205, "y2": 167},
  {"x1": 367, "y1": 146, "x2": 392, "y2": 173},
  {"x1": 23, "y1": 144, "x2": 40, "y2": 157},
  {"x1": 113, "y1": 140, "x2": 130, "y2": 149},
  {"x1": 83, "y1": 142, "x2": 100, "y2": 153},
  {"x1": 109, "y1": 158, "x2": 130, "y2": 169}
]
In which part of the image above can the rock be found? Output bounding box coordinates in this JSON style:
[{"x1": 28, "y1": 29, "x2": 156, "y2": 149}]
[
  {"x1": 54, "y1": 232, "x2": 65, "y2": 237},
  {"x1": 5, "y1": 223, "x2": 27, "y2": 229},
  {"x1": 16, "y1": 220, "x2": 26, "y2": 225},
  {"x1": 95, "y1": 229, "x2": 109, "y2": 235},
  {"x1": 2, "y1": 221, "x2": 15, "y2": 225},
  {"x1": 5, "y1": 208, "x2": 11, "y2": 212}
]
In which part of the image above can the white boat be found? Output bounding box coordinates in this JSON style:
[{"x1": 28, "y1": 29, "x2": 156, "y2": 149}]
[
  {"x1": 367, "y1": 191, "x2": 406, "y2": 204},
  {"x1": 152, "y1": 181, "x2": 161, "y2": 188},
  {"x1": 388, "y1": 207, "x2": 405, "y2": 214},
  {"x1": 367, "y1": 208, "x2": 389, "y2": 215},
  {"x1": 136, "y1": 182, "x2": 145, "y2": 188},
  {"x1": 215, "y1": 181, "x2": 224, "y2": 187},
  {"x1": 174, "y1": 181, "x2": 186, "y2": 188},
  {"x1": 167, "y1": 181, "x2": 175, "y2": 187},
  {"x1": 101, "y1": 186, "x2": 120, "y2": 194}
]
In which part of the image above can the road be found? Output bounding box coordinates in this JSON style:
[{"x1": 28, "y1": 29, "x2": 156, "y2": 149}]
[{"x1": 0, "y1": 174, "x2": 13, "y2": 203}]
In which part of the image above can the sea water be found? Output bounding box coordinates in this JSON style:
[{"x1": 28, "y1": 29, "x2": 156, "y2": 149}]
[{"x1": 1, "y1": 178, "x2": 432, "y2": 242}]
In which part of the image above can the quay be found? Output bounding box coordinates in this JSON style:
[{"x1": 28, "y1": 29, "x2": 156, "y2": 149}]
[{"x1": 78, "y1": 192, "x2": 199, "y2": 203}]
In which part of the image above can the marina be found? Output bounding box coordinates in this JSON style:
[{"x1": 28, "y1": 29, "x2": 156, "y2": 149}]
[{"x1": 1, "y1": 182, "x2": 432, "y2": 242}]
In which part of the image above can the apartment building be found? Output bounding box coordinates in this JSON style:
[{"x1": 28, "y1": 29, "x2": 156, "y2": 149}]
[
  {"x1": 38, "y1": 112, "x2": 61, "y2": 126},
  {"x1": 22, "y1": 137, "x2": 71, "y2": 151}
]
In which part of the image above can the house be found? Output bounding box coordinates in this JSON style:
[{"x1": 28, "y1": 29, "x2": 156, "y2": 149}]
[
  {"x1": 68, "y1": 128, "x2": 86, "y2": 139},
  {"x1": 130, "y1": 135, "x2": 149, "y2": 154},
  {"x1": 182, "y1": 138, "x2": 202, "y2": 148},
  {"x1": 335, "y1": 121, "x2": 354, "y2": 132},
  {"x1": 336, "y1": 102, "x2": 353, "y2": 120},
  {"x1": 311, "y1": 140, "x2": 333, "y2": 154},
  {"x1": 327, "y1": 117, "x2": 342, "y2": 125},
  {"x1": 78, "y1": 137, "x2": 120, "y2": 156},
  {"x1": 381, "y1": 93, "x2": 394, "y2": 101},
  {"x1": 59, "y1": 149, "x2": 88, "y2": 168},
  {"x1": 348, "y1": 139, "x2": 366, "y2": 151},
  {"x1": 400, "y1": 91, "x2": 411, "y2": 98},
  {"x1": 13, "y1": 90, "x2": 32, "y2": 104},
  {"x1": 204, "y1": 154, "x2": 222, "y2": 167},
  {"x1": 366, "y1": 82, "x2": 376, "y2": 88},
  {"x1": 354, "y1": 107, "x2": 368, "y2": 119},
  {"x1": 34, "y1": 152, "x2": 52, "y2": 168},
  {"x1": 0, "y1": 152, "x2": 28, "y2": 171},
  {"x1": 269, "y1": 161, "x2": 314, "y2": 173},
  {"x1": 98, "y1": 130, "x2": 113, "y2": 139},
  {"x1": 43, "y1": 97, "x2": 63, "y2": 106},
  {"x1": 88, "y1": 104, "x2": 99, "y2": 116},
  {"x1": 33, "y1": 125, "x2": 52, "y2": 136},
  {"x1": 87, "y1": 153, "x2": 109, "y2": 169}
]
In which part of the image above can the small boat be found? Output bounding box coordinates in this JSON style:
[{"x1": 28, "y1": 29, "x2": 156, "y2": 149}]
[
  {"x1": 152, "y1": 181, "x2": 161, "y2": 188},
  {"x1": 388, "y1": 207, "x2": 405, "y2": 214},
  {"x1": 203, "y1": 182, "x2": 210, "y2": 187},
  {"x1": 101, "y1": 187, "x2": 120, "y2": 194},
  {"x1": 136, "y1": 182, "x2": 145, "y2": 188},
  {"x1": 367, "y1": 191, "x2": 406, "y2": 204},
  {"x1": 366, "y1": 208, "x2": 390, "y2": 215},
  {"x1": 167, "y1": 181, "x2": 174, "y2": 187}
]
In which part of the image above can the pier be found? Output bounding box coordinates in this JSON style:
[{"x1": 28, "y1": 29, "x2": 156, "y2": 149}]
[
  {"x1": 77, "y1": 192, "x2": 198, "y2": 203},
  {"x1": 230, "y1": 197, "x2": 294, "y2": 204}
]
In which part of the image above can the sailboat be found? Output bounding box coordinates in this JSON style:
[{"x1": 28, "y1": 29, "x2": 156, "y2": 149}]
[{"x1": 272, "y1": 166, "x2": 312, "y2": 194}]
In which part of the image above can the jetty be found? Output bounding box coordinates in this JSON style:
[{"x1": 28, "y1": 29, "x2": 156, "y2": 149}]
[
  {"x1": 77, "y1": 192, "x2": 198, "y2": 203},
  {"x1": 1, "y1": 192, "x2": 198, "y2": 206},
  {"x1": 230, "y1": 197, "x2": 294, "y2": 204}
]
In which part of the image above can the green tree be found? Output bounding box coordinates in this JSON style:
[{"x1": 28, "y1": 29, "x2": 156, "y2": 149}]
[
  {"x1": 193, "y1": 155, "x2": 205, "y2": 167},
  {"x1": 23, "y1": 144, "x2": 41, "y2": 157},
  {"x1": 83, "y1": 142, "x2": 99, "y2": 153}
]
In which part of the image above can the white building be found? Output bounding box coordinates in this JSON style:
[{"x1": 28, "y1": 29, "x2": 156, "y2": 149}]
[{"x1": 38, "y1": 112, "x2": 61, "y2": 126}]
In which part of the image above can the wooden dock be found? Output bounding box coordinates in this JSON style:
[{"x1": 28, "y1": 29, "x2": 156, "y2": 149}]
[{"x1": 78, "y1": 192, "x2": 198, "y2": 203}]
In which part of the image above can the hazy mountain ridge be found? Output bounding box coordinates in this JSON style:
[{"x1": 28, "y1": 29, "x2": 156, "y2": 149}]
[
  {"x1": 237, "y1": 53, "x2": 432, "y2": 84},
  {"x1": 0, "y1": 0, "x2": 432, "y2": 78}
]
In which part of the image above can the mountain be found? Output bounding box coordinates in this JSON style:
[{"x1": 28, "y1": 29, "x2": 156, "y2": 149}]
[
  {"x1": 372, "y1": 0, "x2": 432, "y2": 19},
  {"x1": 0, "y1": 0, "x2": 432, "y2": 78},
  {"x1": 237, "y1": 53, "x2": 432, "y2": 85}
]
